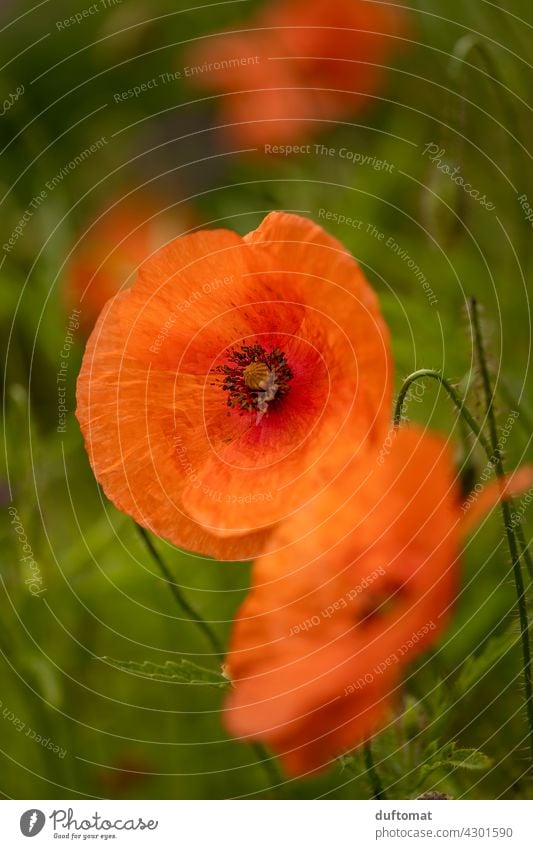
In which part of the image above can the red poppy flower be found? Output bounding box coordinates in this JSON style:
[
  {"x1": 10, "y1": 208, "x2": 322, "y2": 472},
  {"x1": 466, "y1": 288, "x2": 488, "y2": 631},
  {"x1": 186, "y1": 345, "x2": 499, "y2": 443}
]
[
  {"x1": 184, "y1": 0, "x2": 407, "y2": 146},
  {"x1": 224, "y1": 426, "x2": 533, "y2": 774},
  {"x1": 76, "y1": 212, "x2": 391, "y2": 559},
  {"x1": 65, "y1": 198, "x2": 196, "y2": 334}
]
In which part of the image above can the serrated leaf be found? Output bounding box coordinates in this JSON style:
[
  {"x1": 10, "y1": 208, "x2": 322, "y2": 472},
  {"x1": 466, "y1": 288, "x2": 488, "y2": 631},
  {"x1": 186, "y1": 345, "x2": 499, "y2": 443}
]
[
  {"x1": 445, "y1": 748, "x2": 492, "y2": 771},
  {"x1": 455, "y1": 630, "x2": 518, "y2": 694},
  {"x1": 419, "y1": 743, "x2": 492, "y2": 783},
  {"x1": 102, "y1": 657, "x2": 230, "y2": 689}
]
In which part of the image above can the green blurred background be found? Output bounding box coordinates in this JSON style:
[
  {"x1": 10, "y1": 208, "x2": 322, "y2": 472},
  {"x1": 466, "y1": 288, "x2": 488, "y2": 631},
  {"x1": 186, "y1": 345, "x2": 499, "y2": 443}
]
[{"x1": 1, "y1": 0, "x2": 532, "y2": 799}]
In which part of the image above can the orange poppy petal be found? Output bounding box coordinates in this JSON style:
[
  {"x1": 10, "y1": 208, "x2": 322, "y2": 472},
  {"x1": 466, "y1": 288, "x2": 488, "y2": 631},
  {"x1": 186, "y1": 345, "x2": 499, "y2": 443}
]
[
  {"x1": 460, "y1": 466, "x2": 533, "y2": 537},
  {"x1": 119, "y1": 227, "x2": 300, "y2": 371},
  {"x1": 225, "y1": 427, "x2": 460, "y2": 773},
  {"x1": 178, "y1": 213, "x2": 391, "y2": 535},
  {"x1": 180, "y1": 324, "x2": 372, "y2": 536},
  {"x1": 76, "y1": 294, "x2": 271, "y2": 560},
  {"x1": 244, "y1": 211, "x2": 392, "y2": 432},
  {"x1": 77, "y1": 212, "x2": 391, "y2": 556}
]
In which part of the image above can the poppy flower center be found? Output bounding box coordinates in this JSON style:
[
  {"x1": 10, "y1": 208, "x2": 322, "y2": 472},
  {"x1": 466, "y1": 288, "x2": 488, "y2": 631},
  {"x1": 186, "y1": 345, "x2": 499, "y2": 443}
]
[{"x1": 214, "y1": 343, "x2": 293, "y2": 420}]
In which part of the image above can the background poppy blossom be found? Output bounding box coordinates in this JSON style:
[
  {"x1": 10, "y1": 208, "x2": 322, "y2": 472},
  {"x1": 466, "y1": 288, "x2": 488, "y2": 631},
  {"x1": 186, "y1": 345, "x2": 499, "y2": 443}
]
[
  {"x1": 184, "y1": 0, "x2": 407, "y2": 146},
  {"x1": 64, "y1": 198, "x2": 197, "y2": 334},
  {"x1": 224, "y1": 427, "x2": 533, "y2": 775},
  {"x1": 76, "y1": 212, "x2": 391, "y2": 559}
]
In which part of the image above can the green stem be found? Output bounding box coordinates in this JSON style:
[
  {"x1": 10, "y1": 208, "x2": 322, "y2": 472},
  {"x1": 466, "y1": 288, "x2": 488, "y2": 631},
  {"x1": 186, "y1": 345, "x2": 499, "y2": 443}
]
[
  {"x1": 393, "y1": 368, "x2": 493, "y2": 458},
  {"x1": 393, "y1": 307, "x2": 533, "y2": 766},
  {"x1": 363, "y1": 741, "x2": 387, "y2": 800},
  {"x1": 448, "y1": 35, "x2": 526, "y2": 255},
  {"x1": 250, "y1": 742, "x2": 285, "y2": 796},
  {"x1": 0, "y1": 633, "x2": 60, "y2": 786},
  {"x1": 135, "y1": 524, "x2": 224, "y2": 661},
  {"x1": 515, "y1": 524, "x2": 533, "y2": 583},
  {"x1": 449, "y1": 36, "x2": 522, "y2": 153},
  {"x1": 469, "y1": 299, "x2": 533, "y2": 766},
  {"x1": 135, "y1": 525, "x2": 285, "y2": 793},
  {"x1": 494, "y1": 382, "x2": 533, "y2": 581},
  {"x1": 395, "y1": 369, "x2": 533, "y2": 582}
]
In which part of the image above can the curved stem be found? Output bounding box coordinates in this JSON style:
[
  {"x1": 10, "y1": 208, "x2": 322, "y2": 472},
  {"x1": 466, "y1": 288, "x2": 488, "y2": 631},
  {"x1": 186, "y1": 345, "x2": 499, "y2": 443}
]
[
  {"x1": 135, "y1": 524, "x2": 224, "y2": 661},
  {"x1": 449, "y1": 36, "x2": 522, "y2": 151},
  {"x1": 395, "y1": 370, "x2": 533, "y2": 582},
  {"x1": 448, "y1": 35, "x2": 526, "y2": 255},
  {"x1": 363, "y1": 741, "x2": 387, "y2": 800},
  {"x1": 394, "y1": 368, "x2": 492, "y2": 457},
  {"x1": 394, "y1": 306, "x2": 533, "y2": 767},
  {"x1": 469, "y1": 299, "x2": 533, "y2": 766},
  {"x1": 135, "y1": 524, "x2": 285, "y2": 793}
]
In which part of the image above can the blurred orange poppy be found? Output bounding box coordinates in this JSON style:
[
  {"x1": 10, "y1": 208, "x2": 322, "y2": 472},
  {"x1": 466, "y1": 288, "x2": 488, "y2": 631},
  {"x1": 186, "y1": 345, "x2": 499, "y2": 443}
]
[
  {"x1": 64, "y1": 199, "x2": 196, "y2": 334},
  {"x1": 76, "y1": 211, "x2": 391, "y2": 559},
  {"x1": 184, "y1": 0, "x2": 407, "y2": 146},
  {"x1": 224, "y1": 426, "x2": 533, "y2": 774}
]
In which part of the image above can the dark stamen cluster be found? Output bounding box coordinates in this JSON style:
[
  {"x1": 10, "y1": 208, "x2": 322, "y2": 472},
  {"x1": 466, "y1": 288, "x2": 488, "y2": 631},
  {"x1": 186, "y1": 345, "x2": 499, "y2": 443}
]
[{"x1": 214, "y1": 344, "x2": 293, "y2": 417}]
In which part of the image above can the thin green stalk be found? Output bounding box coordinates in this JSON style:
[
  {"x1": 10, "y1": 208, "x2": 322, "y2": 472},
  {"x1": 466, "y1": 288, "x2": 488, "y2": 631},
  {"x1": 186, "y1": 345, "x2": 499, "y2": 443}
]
[
  {"x1": 135, "y1": 524, "x2": 285, "y2": 793},
  {"x1": 0, "y1": 632, "x2": 62, "y2": 786},
  {"x1": 394, "y1": 368, "x2": 492, "y2": 457},
  {"x1": 494, "y1": 381, "x2": 533, "y2": 581},
  {"x1": 135, "y1": 524, "x2": 224, "y2": 661},
  {"x1": 469, "y1": 299, "x2": 533, "y2": 766},
  {"x1": 516, "y1": 524, "x2": 533, "y2": 583},
  {"x1": 448, "y1": 35, "x2": 527, "y2": 257},
  {"x1": 363, "y1": 741, "x2": 387, "y2": 800},
  {"x1": 250, "y1": 742, "x2": 285, "y2": 796},
  {"x1": 394, "y1": 368, "x2": 533, "y2": 580},
  {"x1": 393, "y1": 307, "x2": 533, "y2": 766}
]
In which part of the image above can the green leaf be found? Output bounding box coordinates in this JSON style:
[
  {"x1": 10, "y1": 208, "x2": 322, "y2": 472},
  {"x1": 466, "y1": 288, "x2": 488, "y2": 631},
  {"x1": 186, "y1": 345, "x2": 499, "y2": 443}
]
[
  {"x1": 445, "y1": 749, "x2": 492, "y2": 771},
  {"x1": 419, "y1": 742, "x2": 492, "y2": 783},
  {"x1": 102, "y1": 657, "x2": 230, "y2": 689},
  {"x1": 454, "y1": 630, "x2": 518, "y2": 694}
]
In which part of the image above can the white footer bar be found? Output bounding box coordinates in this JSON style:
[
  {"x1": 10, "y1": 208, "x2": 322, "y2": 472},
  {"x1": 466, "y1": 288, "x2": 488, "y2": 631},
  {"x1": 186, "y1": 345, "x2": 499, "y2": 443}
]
[{"x1": 2, "y1": 800, "x2": 532, "y2": 848}]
